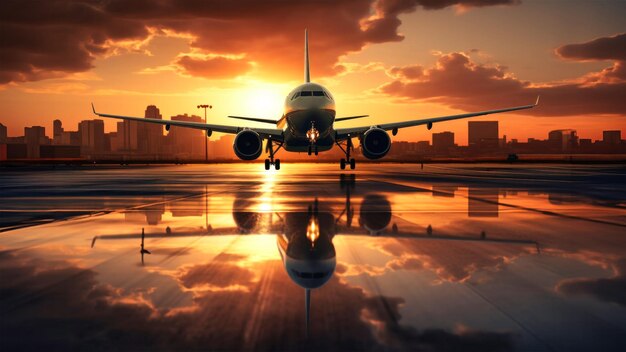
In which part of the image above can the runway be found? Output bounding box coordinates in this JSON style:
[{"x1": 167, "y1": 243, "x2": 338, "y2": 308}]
[{"x1": 1, "y1": 163, "x2": 625, "y2": 351}]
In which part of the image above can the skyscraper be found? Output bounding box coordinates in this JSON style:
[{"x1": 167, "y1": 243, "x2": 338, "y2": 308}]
[
  {"x1": 0, "y1": 123, "x2": 6, "y2": 144},
  {"x1": 468, "y1": 121, "x2": 498, "y2": 149},
  {"x1": 432, "y1": 131, "x2": 454, "y2": 151},
  {"x1": 141, "y1": 105, "x2": 163, "y2": 154},
  {"x1": 548, "y1": 129, "x2": 578, "y2": 151},
  {"x1": 167, "y1": 114, "x2": 204, "y2": 158},
  {"x1": 24, "y1": 126, "x2": 46, "y2": 158},
  {"x1": 603, "y1": 130, "x2": 621, "y2": 145},
  {"x1": 78, "y1": 119, "x2": 105, "y2": 154},
  {"x1": 53, "y1": 119, "x2": 64, "y2": 145}
]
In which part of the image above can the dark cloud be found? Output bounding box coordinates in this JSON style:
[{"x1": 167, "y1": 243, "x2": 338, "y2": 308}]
[
  {"x1": 557, "y1": 33, "x2": 626, "y2": 61},
  {"x1": 378, "y1": 50, "x2": 626, "y2": 116},
  {"x1": 0, "y1": 0, "x2": 519, "y2": 84},
  {"x1": 556, "y1": 258, "x2": 626, "y2": 307},
  {"x1": 0, "y1": 249, "x2": 517, "y2": 351}
]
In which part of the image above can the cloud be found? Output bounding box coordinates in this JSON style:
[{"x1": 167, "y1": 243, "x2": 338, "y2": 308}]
[
  {"x1": 556, "y1": 33, "x2": 626, "y2": 61},
  {"x1": 0, "y1": 0, "x2": 520, "y2": 85},
  {"x1": 378, "y1": 47, "x2": 626, "y2": 117},
  {"x1": 175, "y1": 55, "x2": 252, "y2": 79},
  {"x1": 556, "y1": 258, "x2": 626, "y2": 307}
]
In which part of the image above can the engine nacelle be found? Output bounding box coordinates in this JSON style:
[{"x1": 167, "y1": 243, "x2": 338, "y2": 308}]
[
  {"x1": 361, "y1": 127, "x2": 391, "y2": 159},
  {"x1": 233, "y1": 130, "x2": 262, "y2": 160}
]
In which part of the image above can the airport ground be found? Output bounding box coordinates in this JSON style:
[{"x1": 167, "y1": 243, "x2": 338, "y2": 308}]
[{"x1": 1, "y1": 163, "x2": 625, "y2": 351}]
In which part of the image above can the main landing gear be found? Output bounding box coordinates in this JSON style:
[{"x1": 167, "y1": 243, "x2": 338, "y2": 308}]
[
  {"x1": 307, "y1": 145, "x2": 318, "y2": 156},
  {"x1": 264, "y1": 138, "x2": 283, "y2": 170},
  {"x1": 336, "y1": 138, "x2": 356, "y2": 170}
]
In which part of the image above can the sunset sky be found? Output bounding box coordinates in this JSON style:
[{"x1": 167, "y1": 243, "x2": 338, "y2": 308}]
[{"x1": 1, "y1": 0, "x2": 625, "y2": 144}]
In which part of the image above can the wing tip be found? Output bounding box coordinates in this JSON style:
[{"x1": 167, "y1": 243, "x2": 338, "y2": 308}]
[
  {"x1": 535, "y1": 95, "x2": 540, "y2": 106},
  {"x1": 91, "y1": 102, "x2": 96, "y2": 115}
]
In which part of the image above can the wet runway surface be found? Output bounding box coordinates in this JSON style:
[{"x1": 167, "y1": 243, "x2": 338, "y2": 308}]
[{"x1": 1, "y1": 163, "x2": 625, "y2": 351}]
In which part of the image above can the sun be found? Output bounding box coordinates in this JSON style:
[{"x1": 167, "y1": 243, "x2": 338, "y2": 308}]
[{"x1": 239, "y1": 82, "x2": 290, "y2": 119}]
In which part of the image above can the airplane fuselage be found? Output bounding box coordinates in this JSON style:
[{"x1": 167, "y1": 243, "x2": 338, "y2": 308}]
[{"x1": 281, "y1": 82, "x2": 336, "y2": 152}]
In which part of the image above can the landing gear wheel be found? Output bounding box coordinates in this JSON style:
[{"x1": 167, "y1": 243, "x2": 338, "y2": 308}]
[
  {"x1": 308, "y1": 146, "x2": 312, "y2": 156},
  {"x1": 314, "y1": 146, "x2": 318, "y2": 155},
  {"x1": 264, "y1": 159, "x2": 270, "y2": 170},
  {"x1": 275, "y1": 159, "x2": 281, "y2": 170},
  {"x1": 340, "y1": 158, "x2": 346, "y2": 170},
  {"x1": 350, "y1": 158, "x2": 356, "y2": 170}
]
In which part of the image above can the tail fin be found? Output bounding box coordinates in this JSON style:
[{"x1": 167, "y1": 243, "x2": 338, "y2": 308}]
[{"x1": 304, "y1": 29, "x2": 310, "y2": 83}]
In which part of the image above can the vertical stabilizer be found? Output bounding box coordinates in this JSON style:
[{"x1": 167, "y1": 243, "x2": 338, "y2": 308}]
[
  {"x1": 304, "y1": 29, "x2": 310, "y2": 83},
  {"x1": 305, "y1": 288, "x2": 311, "y2": 336}
]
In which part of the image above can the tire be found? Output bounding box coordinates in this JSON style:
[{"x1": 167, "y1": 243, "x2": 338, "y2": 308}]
[
  {"x1": 340, "y1": 158, "x2": 346, "y2": 170},
  {"x1": 350, "y1": 158, "x2": 356, "y2": 170},
  {"x1": 264, "y1": 159, "x2": 270, "y2": 170},
  {"x1": 275, "y1": 159, "x2": 281, "y2": 170}
]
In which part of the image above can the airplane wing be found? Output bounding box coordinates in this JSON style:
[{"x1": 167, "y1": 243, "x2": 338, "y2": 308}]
[
  {"x1": 92, "y1": 104, "x2": 283, "y2": 140},
  {"x1": 335, "y1": 96, "x2": 539, "y2": 139}
]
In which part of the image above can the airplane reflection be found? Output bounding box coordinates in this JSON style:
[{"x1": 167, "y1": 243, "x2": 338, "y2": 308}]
[{"x1": 91, "y1": 175, "x2": 540, "y2": 333}]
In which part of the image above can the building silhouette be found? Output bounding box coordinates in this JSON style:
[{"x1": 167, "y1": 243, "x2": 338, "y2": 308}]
[
  {"x1": 468, "y1": 121, "x2": 498, "y2": 149},
  {"x1": 432, "y1": 131, "x2": 454, "y2": 151},
  {"x1": 165, "y1": 114, "x2": 205, "y2": 158},
  {"x1": 603, "y1": 130, "x2": 621, "y2": 145},
  {"x1": 78, "y1": 119, "x2": 105, "y2": 154},
  {"x1": 140, "y1": 105, "x2": 163, "y2": 154},
  {"x1": 24, "y1": 126, "x2": 47, "y2": 158},
  {"x1": 0, "y1": 123, "x2": 6, "y2": 144},
  {"x1": 548, "y1": 129, "x2": 578, "y2": 151}
]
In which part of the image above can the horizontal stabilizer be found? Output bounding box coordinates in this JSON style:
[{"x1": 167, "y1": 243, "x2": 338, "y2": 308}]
[
  {"x1": 334, "y1": 115, "x2": 369, "y2": 122},
  {"x1": 227, "y1": 116, "x2": 279, "y2": 125}
]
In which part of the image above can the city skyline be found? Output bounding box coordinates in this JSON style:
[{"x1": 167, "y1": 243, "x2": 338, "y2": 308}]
[{"x1": 1, "y1": 103, "x2": 623, "y2": 162}]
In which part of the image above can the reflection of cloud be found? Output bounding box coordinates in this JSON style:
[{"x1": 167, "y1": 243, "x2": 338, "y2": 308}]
[
  {"x1": 556, "y1": 258, "x2": 626, "y2": 307},
  {"x1": 372, "y1": 237, "x2": 530, "y2": 283},
  {"x1": 0, "y1": 249, "x2": 518, "y2": 351},
  {"x1": 177, "y1": 253, "x2": 256, "y2": 291}
]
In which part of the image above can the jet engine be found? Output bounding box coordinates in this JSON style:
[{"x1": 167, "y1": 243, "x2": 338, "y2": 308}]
[
  {"x1": 233, "y1": 130, "x2": 262, "y2": 160},
  {"x1": 361, "y1": 127, "x2": 391, "y2": 159}
]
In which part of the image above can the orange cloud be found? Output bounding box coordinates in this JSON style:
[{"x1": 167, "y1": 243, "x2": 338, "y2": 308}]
[
  {"x1": 378, "y1": 41, "x2": 626, "y2": 117},
  {"x1": 0, "y1": 0, "x2": 520, "y2": 85}
]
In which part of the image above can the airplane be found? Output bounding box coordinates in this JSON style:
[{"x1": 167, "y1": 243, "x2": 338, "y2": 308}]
[{"x1": 92, "y1": 29, "x2": 539, "y2": 170}]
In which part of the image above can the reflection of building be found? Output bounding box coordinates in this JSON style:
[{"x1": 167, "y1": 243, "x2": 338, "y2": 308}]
[
  {"x1": 432, "y1": 131, "x2": 454, "y2": 151},
  {"x1": 603, "y1": 130, "x2": 621, "y2": 145},
  {"x1": 469, "y1": 121, "x2": 498, "y2": 149},
  {"x1": 468, "y1": 187, "x2": 499, "y2": 217},
  {"x1": 548, "y1": 129, "x2": 578, "y2": 151},
  {"x1": 432, "y1": 185, "x2": 457, "y2": 198}
]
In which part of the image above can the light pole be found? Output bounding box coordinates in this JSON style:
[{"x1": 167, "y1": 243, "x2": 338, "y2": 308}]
[{"x1": 197, "y1": 104, "x2": 212, "y2": 162}]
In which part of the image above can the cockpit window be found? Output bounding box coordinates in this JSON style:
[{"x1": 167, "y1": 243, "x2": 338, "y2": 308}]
[{"x1": 292, "y1": 90, "x2": 332, "y2": 100}]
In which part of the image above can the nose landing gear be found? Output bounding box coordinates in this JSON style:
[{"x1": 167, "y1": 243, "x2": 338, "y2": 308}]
[
  {"x1": 264, "y1": 138, "x2": 283, "y2": 170},
  {"x1": 336, "y1": 138, "x2": 356, "y2": 170}
]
